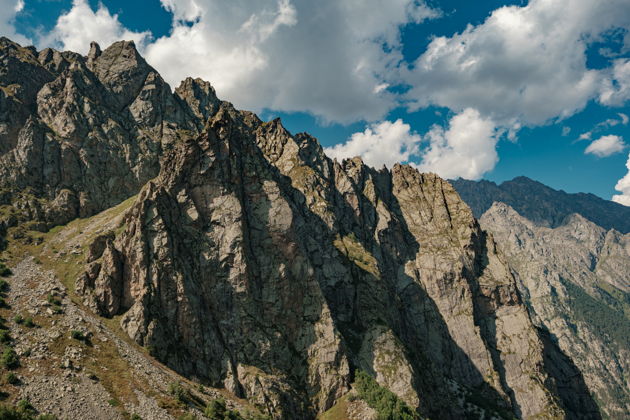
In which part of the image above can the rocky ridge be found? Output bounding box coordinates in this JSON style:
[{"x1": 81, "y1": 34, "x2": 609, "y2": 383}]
[
  {"x1": 451, "y1": 177, "x2": 630, "y2": 233},
  {"x1": 0, "y1": 37, "x2": 609, "y2": 419},
  {"x1": 76, "y1": 105, "x2": 596, "y2": 418}
]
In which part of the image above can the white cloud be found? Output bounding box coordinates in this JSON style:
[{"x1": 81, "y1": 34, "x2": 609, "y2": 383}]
[
  {"x1": 324, "y1": 119, "x2": 420, "y2": 168},
  {"x1": 416, "y1": 108, "x2": 498, "y2": 180},
  {"x1": 612, "y1": 153, "x2": 630, "y2": 206},
  {"x1": 325, "y1": 108, "x2": 499, "y2": 179},
  {"x1": 141, "y1": 0, "x2": 441, "y2": 123},
  {"x1": 578, "y1": 132, "x2": 592, "y2": 141},
  {"x1": 576, "y1": 112, "x2": 629, "y2": 142},
  {"x1": 600, "y1": 58, "x2": 630, "y2": 106},
  {"x1": 403, "y1": 0, "x2": 630, "y2": 126},
  {"x1": 585, "y1": 134, "x2": 626, "y2": 157},
  {"x1": 0, "y1": 0, "x2": 30, "y2": 45},
  {"x1": 42, "y1": 0, "x2": 151, "y2": 55}
]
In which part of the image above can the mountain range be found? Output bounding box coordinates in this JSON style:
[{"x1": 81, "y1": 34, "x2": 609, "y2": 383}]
[{"x1": 0, "y1": 37, "x2": 627, "y2": 420}]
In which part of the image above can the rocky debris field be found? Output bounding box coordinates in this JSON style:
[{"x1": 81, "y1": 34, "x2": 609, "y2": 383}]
[{"x1": 0, "y1": 256, "x2": 250, "y2": 419}]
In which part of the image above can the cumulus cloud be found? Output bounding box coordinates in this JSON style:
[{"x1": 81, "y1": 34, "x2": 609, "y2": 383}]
[
  {"x1": 41, "y1": 0, "x2": 151, "y2": 55},
  {"x1": 600, "y1": 58, "x2": 630, "y2": 106},
  {"x1": 416, "y1": 108, "x2": 498, "y2": 180},
  {"x1": 585, "y1": 134, "x2": 626, "y2": 157},
  {"x1": 141, "y1": 0, "x2": 441, "y2": 123},
  {"x1": 0, "y1": 0, "x2": 30, "y2": 45},
  {"x1": 324, "y1": 119, "x2": 421, "y2": 168},
  {"x1": 612, "y1": 153, "x2": 630, "y2": 206},
  {"x1": 403, "y1": 0, "x2": 630, "y2": 126},
  {"x1": 326, "y1": 109, "x2": 498, "y2": 179}
]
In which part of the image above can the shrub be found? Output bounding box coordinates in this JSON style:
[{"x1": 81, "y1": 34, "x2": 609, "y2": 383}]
[
  {"x1": 0, "y1": 330, "x2": 11, "y2": 344},
  {"x1": 23, "y1": 317, "x2": 35, "y2": 328},
  {"x1": 130, "y1": 414, "x2": 142, "y2": 420},
  {"x1": 47, "y1": 294, "x2": 61, "y2": 306},
  {"x1": 0, "y1": 263, "x2": 11, "y2": 277},
  {"x1": 353, "y1": 370, "x2": 419, "y2": 420},
  {"x1": 0, "y1": 403, "x2": 58, "y2": 419},
  {"x1": 16, "y1": 399, "x2": 34, "y2": 414},
  {"x1": 168, "y1": 382, "x2": 188, "y2": 403},
  {"x1": 13, "y1": 315, "x2": 23, "y2": 325},
  {"x1": 5, "y1": 372, "x2": 18, "y2": 385},
  {"x1": 1, "y1": 347, "x2": 19, "y2": 369},
  {"x1": 0, "y1": 279, "x2": 9, "y2": 292},
  {"x1": 70, "y1": 331, "x2": 84, "y2": 341},
  {"x1": 204, "y1": 399, "x2": 247, "y2": 420},
  {"x1": 205, "y1": 399, "x2": 226, "y2": 419}
]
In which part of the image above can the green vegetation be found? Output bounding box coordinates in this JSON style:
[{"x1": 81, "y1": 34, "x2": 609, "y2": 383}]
[
  {"x1": 47, "y1": 294, "x2": 61, "y2": 307},
  {"x1": 563, "y1": 280, "x2": 630, "y2": 349},
  {"x1": 0, "y1": 329, "x2": 11, "y2": 344},
  {"x1": 333, "y1": 233, "x2": 379, "y2": 277},
  {"x1": 168, "y1": 382, "x2": 190, "y2": 404},
  {"x1": 13, "y1": 315, "x2": 23, "y2": 325},
  {"x1": 23, "y1": 317, "x2": 35, "y2": 328},
  {"x1": 1, "y1": 347, "x2": 19, "y2": 369},
  {"x1": 204, "y1": 398, "x2": 270, "y2": 420},
  {"x1": 353, "y1": 370, "x2": 419, "y2": 420},
  {"x1": 5, "y1": 372, "x2": 18, "y2": 385},
  {"x1": 0, "y1": 262, "x2": 11, "y2": 277},
  {"x1": 70, "y1": 330, "x2": 84, "y2": 341}
]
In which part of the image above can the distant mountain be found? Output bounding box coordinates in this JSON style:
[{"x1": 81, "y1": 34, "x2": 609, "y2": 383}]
[
  {"x1": 451, "y1": 176, "x2": 630, "y2": 233},
  {"x1": 481, "y1": 203, "x2": 630, "y2": 418}
]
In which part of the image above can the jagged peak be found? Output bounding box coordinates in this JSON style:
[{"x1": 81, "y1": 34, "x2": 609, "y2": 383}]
[
  {"x1": 87, "y1": 41, "x2": 102, "y2": 63},
  {"x1": 175, "y1": 77, "x2": 221, "y2": 126}
]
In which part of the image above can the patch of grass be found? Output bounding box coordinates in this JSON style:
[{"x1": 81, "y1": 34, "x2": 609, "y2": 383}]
[
  {"x1": 333, "y1": 233, "x2": 380, "y2": 277},
  {"x1": 318, "y1": 394, "x2": 350, "y2": 420}
]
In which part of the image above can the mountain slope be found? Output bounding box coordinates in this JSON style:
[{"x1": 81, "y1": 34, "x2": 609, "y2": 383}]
[
  {"x1": 75, "y1": 103, "x2": 597, "y2": 419},
  {"x1": 480, "y1": 203, "x2": 630, "y2": 419},
  {"x1": 0, "y1": 37, "x2": 605, "y2": 419},
  {"x1": 451, "y1": 177, "x2": 630, "y2": 233}
]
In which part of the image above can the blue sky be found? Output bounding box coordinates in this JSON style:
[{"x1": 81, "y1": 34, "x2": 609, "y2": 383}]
[{"x1": 4, "y1": 0, "x2": 630, "y2": 202}]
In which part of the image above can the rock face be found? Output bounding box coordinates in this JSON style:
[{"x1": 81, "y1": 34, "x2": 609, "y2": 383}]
[
  {"x1": 78, "y1": 106, "x2": 595, "y2": 418},
  {"x1": 480, "y1": 203, "x2": 630, "y2": 418},
  {"x1": 0, "y1": 37, "x2": 214, "y2": 228},
  {"x1": 451, "y1": 176, "x2": 630, "y2": 233}
]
